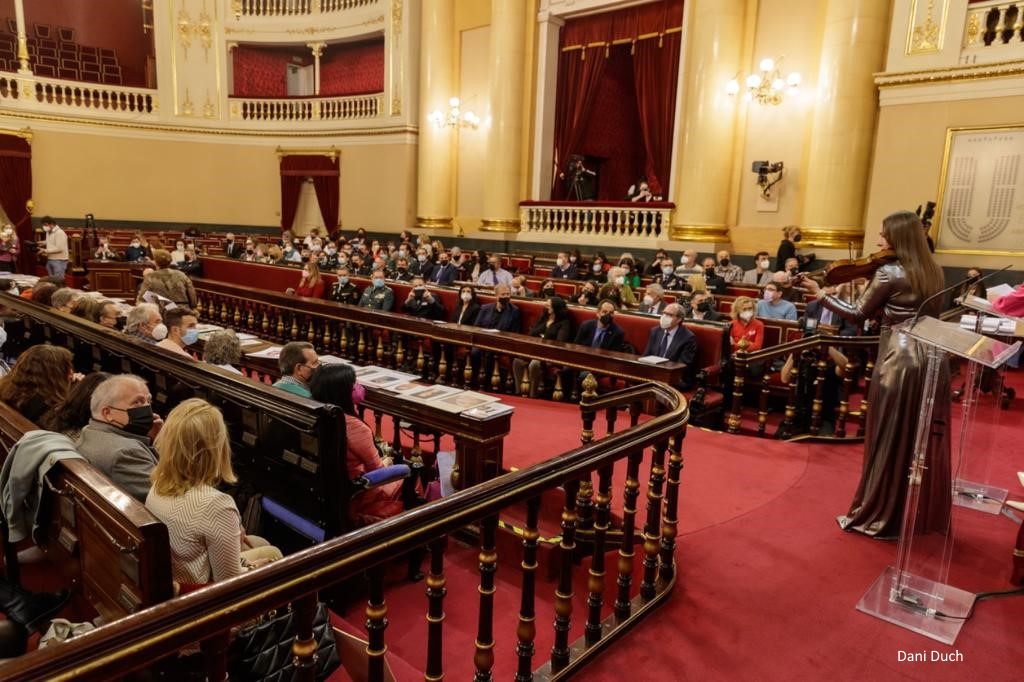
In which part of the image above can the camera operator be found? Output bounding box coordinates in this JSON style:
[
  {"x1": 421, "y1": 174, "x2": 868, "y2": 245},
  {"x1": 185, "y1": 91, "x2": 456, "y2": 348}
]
[
  {"x1": 626, "y1": 177, "x2": 660, "y2": 202},
  {"x1": 560, "y1": 155, "x2": 596, "y2": 201}
]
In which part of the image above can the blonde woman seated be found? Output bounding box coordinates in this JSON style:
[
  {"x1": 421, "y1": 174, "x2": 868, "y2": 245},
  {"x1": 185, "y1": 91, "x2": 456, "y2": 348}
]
[
  {"x1": 146, "y1": 399, "x2": 281, "y2": 592},
  {"x1": 729, "y1": 296, "x2": 764, "y2": 353}
]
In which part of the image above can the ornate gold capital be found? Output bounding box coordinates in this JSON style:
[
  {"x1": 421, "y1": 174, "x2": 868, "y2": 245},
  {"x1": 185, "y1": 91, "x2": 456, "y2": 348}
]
[
  {"x1": 798, "y1": 226, "x2": 865, "y2": 250},
  {"x1": 669, "y1": 223, "x2": 730, "y2": 242},
  {"x1": 415, "y1": 216, "x2": 453, "y2": 230},
  {"x1": 480, "y1": 218, "x2": 521, "y2": 233}
]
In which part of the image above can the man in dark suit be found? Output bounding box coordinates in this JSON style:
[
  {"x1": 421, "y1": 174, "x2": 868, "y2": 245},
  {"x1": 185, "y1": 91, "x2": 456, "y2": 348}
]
[
  {"x1": 401, "y1": 277, "x2": 446, "y2": 320},
  {"x1": 409, "y1": 247, "x2": 436, "y2": 281},
  {"x1": 550, "y1": 252, "x2": 578, "y2": 280},
  {"x1": 472, "y1": 283, "x2": 522, "y2": 385},
  {"x1": 431, "y1": 252, "x2": 458, "y2": 286},
  {"x1": 803, "y1": 296, "x2": 858, "y2": 336},
  {"x1": 701, "y1": 257, "x2": 728, "y2": 296},
  {"x1": 686, "y1": 291, "x2": 724, "y2": 322},
  {"x1": 574, "y1": 299, "x2": 625, "y2": 351},
  {"x1": 223, "y1": 233, "x2": 243, "y2": 259},
  {"x1": 642, "y1": 302, "x2": 697, "y2": 389}
]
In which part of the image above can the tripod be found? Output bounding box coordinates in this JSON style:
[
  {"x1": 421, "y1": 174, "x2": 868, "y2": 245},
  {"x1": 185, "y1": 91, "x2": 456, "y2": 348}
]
[{"x1": 568, "y1": 171, "x2": 586, "y2": 201}]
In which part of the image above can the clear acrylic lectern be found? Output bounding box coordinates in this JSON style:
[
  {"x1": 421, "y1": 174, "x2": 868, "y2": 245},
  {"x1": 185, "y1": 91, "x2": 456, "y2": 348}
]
[{"x1": 856, "y1": 315, "x2": 1021, "y2": 645}]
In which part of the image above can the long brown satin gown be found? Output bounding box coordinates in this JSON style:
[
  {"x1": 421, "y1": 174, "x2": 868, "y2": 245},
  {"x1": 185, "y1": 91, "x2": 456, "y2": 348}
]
[{"x1": 821, "y1": 262, "x2": 951, "y2": 538}]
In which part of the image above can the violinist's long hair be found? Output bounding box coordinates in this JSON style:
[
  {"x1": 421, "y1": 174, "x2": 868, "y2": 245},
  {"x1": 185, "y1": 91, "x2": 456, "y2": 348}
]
[{"x1": 882, "y1": 210, "x2": 945, "y2": 308}]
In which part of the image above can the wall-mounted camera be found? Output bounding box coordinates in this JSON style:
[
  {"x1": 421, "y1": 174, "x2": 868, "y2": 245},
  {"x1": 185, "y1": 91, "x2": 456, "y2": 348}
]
[{"x1": 751, "y1": 160, "x2": 785, "y2": 198}]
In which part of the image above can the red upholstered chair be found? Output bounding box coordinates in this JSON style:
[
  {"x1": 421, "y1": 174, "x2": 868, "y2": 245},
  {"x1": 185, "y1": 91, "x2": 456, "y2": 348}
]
[
  {"x1": 101, "y1": 64, "x2": 122, "y2": 85},
  {"x1": 80, "y1": 45, "x2": 98, "y2": 60},
  {"x1": 5, "y1": 18, "x2": 17, "y2": 34},
  {"x1": 57, "y1": 26, "x2": 74, "y2": 43},
  {"x1": 100, "y1": 47, "x2": 117, "y2": 64},
  {"x1": 81, "y1": 65, "x2": 101, "y2": 82},
  {"x1": 33, "y1": 24, "x2": 51, "y2": 40},
  {"x1": 34, "y1": 62, "x2": 55, "y2": 78}
]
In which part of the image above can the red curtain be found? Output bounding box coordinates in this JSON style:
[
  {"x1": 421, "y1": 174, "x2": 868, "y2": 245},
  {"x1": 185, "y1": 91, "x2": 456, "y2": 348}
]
[
  {"x1": 280, "y1": 154, "x2": 339, "y2": 233},
  {"x1": 550, "y1": 49, "x2": 607, "y2": 199},
  {"x1": 632, "y1": 31, "x2": 681, "y2": 197},
  {"x1": 0, "y1": 134, "x2": 33, "y2": 272}
]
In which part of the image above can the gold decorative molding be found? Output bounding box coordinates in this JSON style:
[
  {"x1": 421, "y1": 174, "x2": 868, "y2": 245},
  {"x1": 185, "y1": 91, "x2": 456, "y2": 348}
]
[
  {"x1": 390, "y1": 0, "x2": 402, "y2": 115},
  {"x1": 0, "y1": 127, "x2": 33, "y2": 142},
  {"x1": 415, "y1": 216, "x2": 453, "y2": 230},
  {"x1": 875, "y1": 58, "x2": 1024, "y2": 88},
  {"x1": 669, "y1": 223, "x2": 729, "y2": 242},
  {"x1": 177, "y1": 7, "x2": 193, "y2": 57},
  {"x1": 798, "y1": 226, "x2": 865, "y2": 250},
  {"x1": 224, "y1": 15, "x2": 385, "y2": 36},
  {"x1": 203, "y1": 91, "x2": 215, "y2": 118},
  {"x1": 275, "y1": 146, "x2": 340, "y2": 160},
  {"x1": 906, "y1": 0, "x2": 947, "y2": 55},
  {"x1": 197, "y1": 1, "x2": 214, "y2": 63},
  {"x1": 480, "y1": 218, "x2": 521, "y2": 233},
  {"x1": 182, "y1": 88, "x2": 194, "y2": 116}
]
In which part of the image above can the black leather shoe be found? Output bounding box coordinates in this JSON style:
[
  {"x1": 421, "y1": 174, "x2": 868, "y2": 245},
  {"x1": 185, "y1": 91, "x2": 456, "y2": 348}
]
[{"x1": 2, "y1": 588, "x2": 71, "y2": 633}]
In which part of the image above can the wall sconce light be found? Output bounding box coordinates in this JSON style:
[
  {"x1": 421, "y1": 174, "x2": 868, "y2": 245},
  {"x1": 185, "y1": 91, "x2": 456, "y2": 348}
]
[
  {"x1": 726, "y1": 58, "x2": 801, "y2": 105},
  {"x1": 427, "y1": 97, "x2": 480, "y2": 130}
]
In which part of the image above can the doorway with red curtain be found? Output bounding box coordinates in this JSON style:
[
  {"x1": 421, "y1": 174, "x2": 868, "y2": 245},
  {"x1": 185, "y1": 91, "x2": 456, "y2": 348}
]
[
  {"x1": 279, "y1": 153, "x2": 340, "y2": 234},
  {"x1": 0, "y1": 132, "x2": 33, "y2": 273}
]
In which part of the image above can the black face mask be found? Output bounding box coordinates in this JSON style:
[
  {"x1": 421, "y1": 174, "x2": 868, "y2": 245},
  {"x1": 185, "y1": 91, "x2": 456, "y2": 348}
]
[
  {"x1": 397, "y1": 267, "x2": 407, "y2": 273},
  {"x1": 705, "y1": 268, "x2": 716, "y2": 279},
  {"x1": 793, "y1": 234, "x2": 802, "y2": 242},
  {"x1": 498, "y1": 296, "x2": 511, "y2": 306},
  {"x1": 542, "y1": 287, "x2": 555, "y2": 297},
  {"x1": 114, "y1": 404, "x2": 154, "y2": 437},
  {"x1": 490, "y1": 263, "x2": 499, "y2": 271},
  {"x1": 599, "y1": 313, "x2": 613, "y2": 326},
  {"x1": 789, "y1": 267, "x2": 799, "y2": 277},
  {"x1": 967, "y1": 275, "x2": 980, "y2": 283},
  {"x1": 697, "y1": 301, "x2": 711, "y2": 313},
  {"x1": 719, "y1": 258, "x2": 730, "y2": 267}
]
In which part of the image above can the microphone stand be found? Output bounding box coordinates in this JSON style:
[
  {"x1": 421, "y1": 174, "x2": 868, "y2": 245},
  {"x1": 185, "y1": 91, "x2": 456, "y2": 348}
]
[{"x1": 909, "y1": 265, "x2": 1012, "y2": 330}]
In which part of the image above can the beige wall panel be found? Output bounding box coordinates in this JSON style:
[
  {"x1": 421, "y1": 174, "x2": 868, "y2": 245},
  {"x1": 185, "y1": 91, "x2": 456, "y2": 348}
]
[
  {"x1": 865, "y1": 94, "x2": 1024, "y2": 268},
  {"x1": 340, "y1": 143, "x2": 417, "y2": 231},
  {"x1": 456, "y1": 25, "x2": 490, "y2": 224},
  {"x1": 454, "y1": 0, "x2": 491, "y2": 30}
]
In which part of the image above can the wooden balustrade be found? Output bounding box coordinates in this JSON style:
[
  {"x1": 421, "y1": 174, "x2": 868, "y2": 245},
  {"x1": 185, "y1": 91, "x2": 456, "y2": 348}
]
[
  {"x1": 964, "y1": 0, "x2": 1024, "y2": 48},
  {"x1": 1, "y1": 377, "x2": 687, "y2": 681},
  {"x1": 519, "y1": 200, "x2": 674, "y2": 248},
  {"x1": 229, "y1": 93, "x2": 382, "y2": 122},
  {"x1": 235, "y1": 0, "x2": 378, "y2": 17}
]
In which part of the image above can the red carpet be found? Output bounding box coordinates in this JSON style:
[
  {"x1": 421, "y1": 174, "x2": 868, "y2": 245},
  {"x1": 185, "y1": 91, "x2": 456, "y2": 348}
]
[{"x1": 340, "y1": 368, "x2": 1023, "y2": 681}]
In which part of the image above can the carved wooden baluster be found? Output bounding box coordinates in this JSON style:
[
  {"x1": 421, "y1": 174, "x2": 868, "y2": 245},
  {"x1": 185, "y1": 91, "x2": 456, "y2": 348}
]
[
  {"x1": 641, "y1": 441, "x2": 668, "y2": 601},
  {"x1": 232, "y1": 303, "x2": 241, "y2": 326},
  {"x1": 365, "y1": 568, "x2": 388, "y2": 682},
  {"x1": 660, "y1": 431, "x2": 685, "y2": 584},
  {"x1": 810, "y1": 355, "x2": 828, "y2": 435},
  {"x1": 261, "y1": 310, "x2": 270, "y2": 336},
  {"x1": 858, "y1": 355, "x2": 875, "y2": 437},
  {"x1": 464, "y1": 354, "x2": 476, "y2": 388},
  {"x1": 425, "y1": 537, "x2": 448, "y2": 682},
  {"x1": 219, "y1": 300, "x2": 229, "y2": 323},
  {"x1": 778, "y1": 355, "x2": 801, "y2": 440},
  {"x1": 585, "y1": 464, "x2": 613, "y2": 644},
  {"x1": 416, "y1": 338, "x2": 426, "y2": 376},
  {"x1": 519, "y1": 360, "x2": 531, "y2": 397},
  {"x1": 394, "y1": 332, "x2": 406, "y2": 368},
  {"x1": 290, "y1": 592, "x2": 319, "y2": 681},
  {"x1": 247, "y1": 306, "x2": 255, "y2": 329},
  {"x1": 727, "y1": 354, "x2": 748, "y2": 434},
  {"x1": 289, "y1": 313, "x2": 300, "y2": 340},
  {"x1": 199, "y1": 630, "x2": 230, "y2": 682},
  {"x1": 629, "y1": 400, "x2": 642, "y2": 427},
  {"x1": 837, "y1": 360, "x2": 856, "y2": 438},
  {"x1": 615, "y1": 450, "x2": 643, "y2": 619},
  {"x1": 579, "y1": 373, "x2": 597, "y2": 445},
  {"x1": 276, "y1": 312, "x2": 286, "y2": 340},
  {"x1": 551, "y1": 373, "x2": 564, "y2": 402},
  {"x1": 515, "y1": 497, "x2": 540, "y2": 681},
  {"x1": 322, "y1": 320, "x2": 332, "y2": 350},
  {"x1": 757, "y1": 370, "x2": 771, "y2": 437},
  {"x1": 357, "y1": 328, "x2": 367, "y2": 361},
  {"x1": 474, "y1": 514, "x2": 498, "y2": 682},
  {"x1": 375, "y1": 334, "x2": 385, "y2": 364},
  {"x1": 576, "y1": 477, "x2": 594, "y2": 533},
  {"x1": 435, "y1": 342, "x2": 448, "y2": 384},
  {"x1": 206, "y1": 297, "x2": 216, "y2": 320},
  {"x1": 503, "y1": 359, "x2": 516, "y2": 394},
  {"x1": 550, "y1": 479, "x2": 580, "y2": 673}
]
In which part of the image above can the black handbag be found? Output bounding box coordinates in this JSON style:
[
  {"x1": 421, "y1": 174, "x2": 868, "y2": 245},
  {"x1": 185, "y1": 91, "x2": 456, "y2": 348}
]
[{"x1": 228, "y1": 601, "x2": 341, "y2": 682}]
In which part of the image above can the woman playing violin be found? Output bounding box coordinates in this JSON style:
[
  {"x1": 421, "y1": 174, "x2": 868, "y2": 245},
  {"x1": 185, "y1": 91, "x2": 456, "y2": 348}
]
[{"x1": 800, "y1": 211, "x2": 950, "y2": 539}]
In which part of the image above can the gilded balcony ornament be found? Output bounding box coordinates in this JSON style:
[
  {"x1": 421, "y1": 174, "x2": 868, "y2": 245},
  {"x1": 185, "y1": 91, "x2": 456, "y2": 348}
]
[
  {"x1": 177, "y1": 8, "x2": 193, "y2": 58},
  {"x1": 908, "y1": 0, "x2": 943, "y2": 54},
  {"x1": 197, "y1": 4, "x2": 214, "y2": 63},
  {"x1": 964, "y1": 13, "x2": 981, "y2": 47},
  {"x1": 182, "y1": 89, "x2": 194, "y2": 117},
  {"x1": 203, "y1": 91, "x2": 215, "y2": 118}
]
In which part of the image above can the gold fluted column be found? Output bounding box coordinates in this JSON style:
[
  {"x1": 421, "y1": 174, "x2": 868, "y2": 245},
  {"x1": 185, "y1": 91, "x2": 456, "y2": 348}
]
[
  {"x1": 670, "y1": 0, "x2": 745, "y2": 243},
  {"x1": 800, "y1": 0, "x2": 889, "y2": 249},
  {"x1": 480, "y1": 0, "x2": 528, "y2": 233},
  {"x1": 13, "y1": 0, "x2": 30, "y2": 73},
  {"x1": 416, "y1": 0, "x2": 456, "y2": 230}
]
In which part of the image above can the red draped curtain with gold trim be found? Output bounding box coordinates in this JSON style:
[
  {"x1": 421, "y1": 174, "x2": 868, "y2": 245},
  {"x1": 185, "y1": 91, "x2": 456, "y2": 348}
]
[{"x1": 280, "y1": 154, "x2": 340, "y2": 233}]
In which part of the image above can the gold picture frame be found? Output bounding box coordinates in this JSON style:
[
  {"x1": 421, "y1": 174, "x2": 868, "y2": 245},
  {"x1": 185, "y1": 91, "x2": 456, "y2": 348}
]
[{"x1": 934, "y1": 124, "x2": 1024, "y2": 256}]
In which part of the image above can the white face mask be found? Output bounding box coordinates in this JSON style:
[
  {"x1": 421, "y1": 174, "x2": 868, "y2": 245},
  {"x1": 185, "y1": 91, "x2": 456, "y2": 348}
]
[
  {"x1": 461, "y1": 292, "x2": 472, "y2": 302},
  {"x1": 592, "y1": 264, "x2": 602, "y2": 273},
  {"x1": 759, "y1": 259, "x2": 770, "y2": 269},
  {"x1": 740, "y1": 310, "x2": 754, "y2": 322},
  {"x1": 642, "y1": 294, "x2": 654, "y2": 306},
  {"x1": 614, "y1": 276, "x2": 625, "y2": 286},
  {"x1": 151, "y1": 322, "x2": 168, "y2": 341},
  {"x1": 662, "y1": 266, "x2": 673, "y2": 276},
  {"x1": 658, "y1": 314, "x2": 674, "y2": 330},
  {"x1": 556, "y1": 257, "x2": 565, "y2": 267}
]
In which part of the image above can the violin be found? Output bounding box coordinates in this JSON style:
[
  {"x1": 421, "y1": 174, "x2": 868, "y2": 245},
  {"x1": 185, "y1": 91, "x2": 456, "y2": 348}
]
[{"x1": 798, "y1": 249, "x2": 897, "y2": 286}]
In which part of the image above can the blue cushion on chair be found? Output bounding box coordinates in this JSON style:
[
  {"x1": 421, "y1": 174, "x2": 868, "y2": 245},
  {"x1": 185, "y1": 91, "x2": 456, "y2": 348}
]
[
  {"x1": 261, "y1": 496, "x2": 325, "y2": 543},
  {"x1": 357, "y1": 464, "x2": 410, "y2": 489}
]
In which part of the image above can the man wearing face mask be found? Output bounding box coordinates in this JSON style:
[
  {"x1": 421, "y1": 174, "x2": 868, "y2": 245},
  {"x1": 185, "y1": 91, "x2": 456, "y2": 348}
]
[
  {"x1": 550, "y1": 252, "x2": 578, "y2": 280},
  {"x1": 318, "y1": 242, "x2": 340, "y2": 270},
  {"x1": 223, "y1": 232, "x2": 243, "y2": 258},
  {"x1": 124, "y1": 303, "x2": 167, "y2": 345},
  {"x1": 714, "y1": 250, "x2": 744, "y2": 283},
  {"x1": 37, "y1": 217, "x2": 69, "y2": 281},
  {"x1": 329, "y1": 266, "x2": 360, "y2": 305},
  {"x1": 273, "y1": 341, "x2": 320, "y2": 398},
  {"x1": 282, "y1": 242, "x2": 302, "y2": 263},
  {"x1": 575, "y1": 300, "x2": 625, "y2": 351},
  {"x1": 431, "y1": 252, "x2": 457, "y2": 286},
  {"x1": 474, "y1": 256, "x2": 513, "y2": 288},
  {"x1": 156, "y1": 308, "x2": 200, "y2": 358},
  {"x1": 756, "y1": 280, "x2": 798, "y2": 320},
  {"x1": 701, "y1": 257, "x2": 728, "y2": 295},
  {"x1": 686, "y1": 291, "x2": 724, "y2": 322},
  {"x1": 475, "y1": 283, "x2": 521, "y2": 332},
  {"x1": 638, "y1": 283, "x2": 667, "y2": 315},
  {"x1": 409, "y1": 248, "x2": 435, "y2": 281},
  {"x1": 402, "y1": 277, "x2": 446, "y2": 320},
  {"x1": 642, "y1": 302, "x2": 697, "y2": 388},
  {"x1": 76, "y1": 374, "x2": 163, "y2": 502},
  {"x1": 743, "y1": 251, "x2": 774, "y2": 286},
  {"x1": 358, "y1": 268, "x2": 395, "y2": 311},
  {"x1": 125, "y1": 238, "x2": 147, "y2": 263}
]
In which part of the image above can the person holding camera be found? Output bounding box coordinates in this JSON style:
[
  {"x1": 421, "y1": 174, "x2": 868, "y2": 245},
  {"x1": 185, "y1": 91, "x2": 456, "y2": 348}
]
[
  {"x1": 401, "y1": 278, "x2": 445, "y2": 320},
  {"x1": 0, "y1": 224, "x2": 20, "y2": 272},
  {"x1": 560, "y1": 155, "x2": 596, "y2": 201},
  {"x1": 626, "y1": 177, "x2": 659, "y2": 202}
]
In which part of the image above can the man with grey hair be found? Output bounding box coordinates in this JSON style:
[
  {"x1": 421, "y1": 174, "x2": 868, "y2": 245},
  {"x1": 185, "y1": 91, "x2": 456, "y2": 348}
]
[
  {"x1": 124, "y1": 303, "x2": 166, "y2": 344},
  {"x1": 272, "y1": 341, "x2": 319, "y2": 398},
  {"x1": 638, "y1": 283, "x2": 667, "y2": 315},
  {"x1": 76, "y1": 375, "x2": 162, "y2": 502},
  {"x1": 202, "y1": 329, "x2": 242, "y2": 374},
  {"x1": 50, "y1": 287, "x2": 81, "y2": 313},
  {"x1": 642, "y1": 302, "x2": 697, "y2": 389},
  {"x1": 679, "y1": 250, "x2": 702, "y2": 274}
]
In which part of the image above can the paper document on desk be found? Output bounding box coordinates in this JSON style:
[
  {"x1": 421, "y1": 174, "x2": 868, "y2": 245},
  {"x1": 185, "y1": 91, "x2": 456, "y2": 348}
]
[
  {"x1": 638, "y1": 355, "x2": 670, "y2": 364},
  {"x1": 318, "y1": 355, "x2": 351, "y2": 365},
  {"x1": 247, "y1": 346, "x2": 283, "y2": 359}
]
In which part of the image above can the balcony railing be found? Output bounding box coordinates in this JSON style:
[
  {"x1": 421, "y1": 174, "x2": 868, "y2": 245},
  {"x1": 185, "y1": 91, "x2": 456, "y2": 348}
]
[
  {"x1": 963, "y1": 1, "x2": 1024, "y2": 52},
  {"x1": 31, "y1": 77, "x2": 156, "y2": 115},
  {"x1": 229, "y1": 92, "x2": 382, "y2": 121},
  {"x1": 233, "y1": 0, "x2": 379, "y2": 17},
  {"x1": 520, "y1": 200, "x2": 675, "y2": 247}
]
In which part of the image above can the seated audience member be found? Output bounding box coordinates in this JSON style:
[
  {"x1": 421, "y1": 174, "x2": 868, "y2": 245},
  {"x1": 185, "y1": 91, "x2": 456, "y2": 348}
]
[
  {"x1": 958, "y1": 267, "x2": 987, "y2": 302},
  {"x1": 0, "y1": 345, "x2": 75, "y2": 423},
  {"x1": 655, "y1": 258, "x2": 683, "y2": 291},
  {"x1": 402, "y1": 278, "x2": 445, "y2": 320},
  {"x1": 77, "y1": 374, "x2": 161, "y2": 502},
  {"x1": 729, "y1": 296, "x2": 764, "y2": 353},
  {"x1": 139, "y1": 249, "x2": 197, "y2": 308},
  {"x1": 157, "y1": 308, "x2": 200, "y2": 358},
  {"x1": 757, "y1": 280, "x2": 798, "y2": 320},
  {"x1": 91, "y1": 299, "x2": 121, "y2": 329},
  {"x1": 679, "y1": 250, "x2": 702, "y2": 275},
  {"x1": 646, "y1": 250, "x2": 669, "y2": 277},
  {"x1": 598, "y1": 266, "x2": 637, "y2": 309},
  {"x1": 94, "y1": 237, "x2": 118, "y2": 261},
  {"x1": 241, "y1": 239, "x2": 258, "y2": 262},
  {"x1": 585, "y1": 256, "x2": 607, "y2": 284},
  {"x1": 203, "y1": 330, "x2": 243, "y2": 374},
  {"x1": 350, "y1": 253, "x2": 372, "y2": 277},
  {"x1": 50, "y1": 287, "x2": 80, "y2": 314},
  {"x1": 575, "y1": 299, "x2": 625, "y2": 351},
  {"x1": 329, "y1": 267, "x2": 360, "y2": 305},
  {"x1": 771, "y1": 270, "x2": 804, "y2": 304},
  {"x1": 179, "y1": 246, "x2": 203, "y2": 277},
  {"x1": 70, "y1": 296, "x2": 98, "y2": 320},
  {"x1": 512, "y1": 296, "x2": 574, "y2": 398},
  {"x1": 687, "y1": 291, "x2": 724, "y2": 322},
  {"x1": 452, "y1": 285, "x2": 480, "y2": 325},
  {"x1": 638, "y1": 283, "x2": 667, "y2": 315},
  {"x1": 784, "y1": 257, "x2": 801, "y2": 278},
  {"x1": 124, "y1": 303, "x2": 166, "y2": 344},
  {"x1": 409, "y1": 248, "x2": 435, "y2": 280},
  {"x1": 743, "y1": 251, "x2": 774, "y2": 286},
  {"x1": 147, "y1": 399, "x2": 281, "y2": 590},
  {"x1": 125, "y1": 237, "x2": 148, "y2": 263},
  {"x1": 309, "y1": 365, "x2": 404, "y2": 524},
  {"x1": 701, "y1": 257, "x2": 728, "y2": 295},
  {"x1": 474, "y1": 283, "x2": 521, "y2": 332},
  {"x1": 576, "y1": 280, "x2": 599, "y2": 307},
  {"x1": 643, "y1": 302, "x2": 697, "y2": 388},
  {"x1": 509, "y1": 275, "x2": 533, "y2": 298},
  {"x1": 618, "y1": 255, "x2": 642, "y2": 288},
  {"x1": 303, "y1": 229, "x2": 321, "y2": 250},
  {"x1": 359, "y1": 269, "x2": 395, "y2": 311},
  {"x1": 272, "y1": 341, "x2": 319, "y2": 398},
  {"x1": 551, "y1": 252, "x2": 578, "y2": 280},
  {"x1": 0, "y1": 223, "x2": 19, "y2": 273},
  {"x1": 287, "y1": 262, "x2": 325, "y2": 298},
  {"x1": 264, "y1": 245, "x2": 282, "y2": 264},
  {"x1": 29, "y1": 282, "x2": 59, "y2": 307},
  {"x1": 282, "y1": 242, "x2": 302, "y2": 263},
  {"x1": 42, "y1": 372, "x2": 112, "y2": 440},
  {"x1": 392, "y1": 257, "x2": 414, "y2": 282},
  {"x1": 539, "y1": 279, "x2": 558, "y2": 299},
  {"x1": 801, "y1": 281, "x2": 859, "y2": 335},
  {"x1": 430, "y1": 251, "x2": 458, "y2": 286},
  {"x1": 170, "y1": 240, "x2": 187, "y2": 265},
  {"x1": 715, "y1": 250, "x2": 744, "y2": 284},
  {"x1": 626, "y1": 177, "x2": 656, "y2": 202},
  {"x1": 223, "y1": 233, "x2": 243, "y2": 259},
  {"x1": 318, "y1": 242, "x2": 340, "y2": 270},
  {"x1": 475, "y1": 256, "x2": 514, "y2": 288}
]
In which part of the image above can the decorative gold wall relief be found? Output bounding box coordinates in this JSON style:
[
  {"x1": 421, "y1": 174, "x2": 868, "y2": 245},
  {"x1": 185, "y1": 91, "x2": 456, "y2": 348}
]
[
  {"x1": 197, "y1": 2, "x2": 214, "y2": 63},
  {"x1": 390, "y1": 1, "x2": 402, "y2": 116},
  {"x1": 177, "y1": 7, "x2": 193, "y2": 58},
  {"x1": 182, "y1": 89, "x2": 194, "y2": 116},
  {"x1": 906, "y1": 0, "x2": 948, "y2": 55}
]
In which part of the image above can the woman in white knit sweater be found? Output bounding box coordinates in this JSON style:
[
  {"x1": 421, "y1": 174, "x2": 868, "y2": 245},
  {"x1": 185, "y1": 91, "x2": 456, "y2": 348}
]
[{"x1": 146, "y1": 399, "x2": 280, "y2": 590}]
